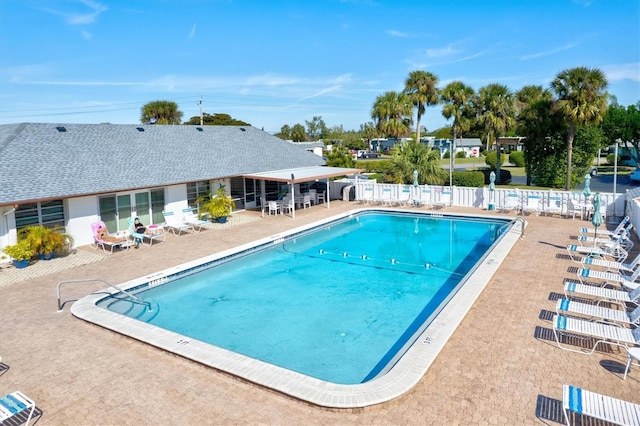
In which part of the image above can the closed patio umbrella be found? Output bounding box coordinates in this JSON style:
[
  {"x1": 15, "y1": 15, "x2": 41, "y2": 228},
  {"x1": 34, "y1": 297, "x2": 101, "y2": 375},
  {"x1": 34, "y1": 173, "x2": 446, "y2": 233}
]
[
  {"x1": 583, "y1": 174, "x2": 591, "y2": 201},
  {"x1": 488, "y1": 171, "x2": 496, "y2": 210},
  {"x1": 591, "y1": 193, "x2": 602, "y2": 245}
]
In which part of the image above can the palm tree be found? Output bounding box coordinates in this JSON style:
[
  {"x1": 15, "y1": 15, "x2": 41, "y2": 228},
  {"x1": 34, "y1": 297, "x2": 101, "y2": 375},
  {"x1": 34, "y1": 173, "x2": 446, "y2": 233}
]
[
  {"x1": 140, "y1": 100, "x2": 183, "y2": 124},
  {"x1": 477, "y1": 83, "x2": 516, "y2": 151},
  {"x1": 371, "y1": 91, "x2": 413, "y2": 139},
  {"x1": 551, "y1": 66, "x2": 609, "y2": 190},
  {"x1": 403, "y1": 71, "x2": 439, "y2": 143},
  {"x1": 387, "y1": 139, "x2": 446, "y2": 185},
  {"x1": 440, "y1": 81, "x2": 475, "y2": 143},
  {"x1": 515, "y1": 85, "x2": 552, "y2": 115}
]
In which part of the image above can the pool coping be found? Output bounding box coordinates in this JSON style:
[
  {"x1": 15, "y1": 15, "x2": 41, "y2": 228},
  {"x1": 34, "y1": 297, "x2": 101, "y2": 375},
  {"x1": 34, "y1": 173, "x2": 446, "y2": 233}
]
[{"x1": 71, "y1": 208, "x2": 524, "y2": 408}]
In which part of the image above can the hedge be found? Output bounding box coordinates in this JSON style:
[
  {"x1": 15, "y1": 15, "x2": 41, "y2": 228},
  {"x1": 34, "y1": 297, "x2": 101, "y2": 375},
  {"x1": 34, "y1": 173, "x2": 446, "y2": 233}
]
[{"x1": 447, "y1": 171, "x2": 485, "y2": 187}]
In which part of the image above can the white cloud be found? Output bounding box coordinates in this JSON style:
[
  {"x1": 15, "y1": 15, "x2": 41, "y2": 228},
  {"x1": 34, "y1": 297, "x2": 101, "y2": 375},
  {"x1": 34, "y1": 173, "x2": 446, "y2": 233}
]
[
  {"x1": 40, "y1": 0, "x2": 107, "y2": 26},
  {"x1": 386, "y1": 30, "x2": 409, "y2": 38},
  {"x1": 520, "y1": 43, "x2": 577, "y2": 60},
  {"x1": 601, "y1": 62, "x2": 640, "y2": 82},
  {"x1": 188, "y1": 24, "x2": 197, "y2": 39},
  {"x1": 425, "y1": 45, "x2": 458, "y2": 58}
]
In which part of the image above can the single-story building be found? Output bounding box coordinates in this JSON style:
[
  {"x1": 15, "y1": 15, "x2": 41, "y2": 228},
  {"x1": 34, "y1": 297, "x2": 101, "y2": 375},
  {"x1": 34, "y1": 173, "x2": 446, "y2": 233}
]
[
  {"x1": 429, "y1": 138, "x2": 483, "y2": 158},
  {"x1": 0, "y1": 123, "x2": 359, "y2": 251}
]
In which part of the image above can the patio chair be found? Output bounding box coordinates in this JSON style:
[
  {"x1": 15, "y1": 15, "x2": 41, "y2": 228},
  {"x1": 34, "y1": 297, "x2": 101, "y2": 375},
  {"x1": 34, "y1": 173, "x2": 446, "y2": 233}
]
[
  {"x1": 576, "y1": 266, "x2": 640, "y2": 290},
  {"x1": 302, "y1": 194, "x2": 312, "y2": 209},
  {"x1": 360, "y1": 186, "x2": 374, "y2": 204},
  {"x1": 522, "y1": 194, "x2": 541, "y2": 215},
  {"x1": 416, "y1": 187, "x2": 432, "y2": 208},
  {"x1": 280, "y1": 196, "x2": 294, "y2": 215},
  {"x1": 181, "y1": 208, "x2": 209, "y2": 232},
  {"x1": 127, "y1": 217, "x2": 165, "y2": 246},
  {"x1": 565, "y1": 198, "x2": 583, "y2": 220},
  {"x1": 563, "y1": 385, "x2": 640, "y2": 426},
  {"x1": 317, "y1": 190, "x2": 326, "y2": 204},
  {"x1": 268, "y1": 200, "x2": 280, "y2": 215},
  {"x1": 162, "y1": 211, "x2": 194, "y2": 236},
  {"x1": 500, "y1": 191, "x2": 521, "y2": 214},
  {"x1": 556, "y1": 298, "x2": 640, "y2": 327},
  {"x1": 552, "y1": 314, "x2": 640, "y2": 354},
  {"x1": 544, "y1": 194, "x2": 563, "y2": 216},
  {"x1": 0, "y1": 391, "x2": 36, "y2": 426},
  {"x1": 566, "y1": 243, "x2": 628, "y2": 264},
  {"x1": 379, "y1": 187, "x2": 393, "y2": 205},
  {"x1": 580, "y1": 216, "x2": 630, "y2": 238},
  {"x1": 396, "y1": 186, "x2": 412, "y2": 205},
  {"x1": 564, "y1": 281, "x2": 640, "y2": 310},
  {"x1": 90, "y1": 221, "x2": 129, "y2": 254},
  {"x1": 581, "y1": 251, "x2": 640, "y2": 274},
  {"x1": 433, "y1": 190, "x2": 451, "y2": 209}
]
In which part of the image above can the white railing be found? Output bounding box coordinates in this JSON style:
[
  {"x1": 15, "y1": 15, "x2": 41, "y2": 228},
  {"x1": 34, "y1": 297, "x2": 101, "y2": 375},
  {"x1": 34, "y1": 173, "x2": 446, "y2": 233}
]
[{"x1": 350, "y1": 180, "x2": 627, "y2": 223}]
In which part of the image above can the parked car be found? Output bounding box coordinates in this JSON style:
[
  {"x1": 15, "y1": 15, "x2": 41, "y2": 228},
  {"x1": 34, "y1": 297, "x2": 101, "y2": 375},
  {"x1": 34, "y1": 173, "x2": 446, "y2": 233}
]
[
  {"x1": 360, "y1": 151, "x2": 381, "y2": 159},
  {"x1": 629, "y1": 168, "x2": 640, "y2": 183}
]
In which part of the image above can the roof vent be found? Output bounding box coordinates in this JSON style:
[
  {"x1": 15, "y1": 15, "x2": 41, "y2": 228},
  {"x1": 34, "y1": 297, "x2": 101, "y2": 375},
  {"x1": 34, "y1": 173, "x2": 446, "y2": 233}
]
[
  {"x1": 136, "y1": 127, "x2": 144, "y2": 132},
  {"x1": 56, "y1": 126, "x2": 67, "y2": 132},
  {"x1": 196, "y1": 127, "x2": 203, "y2": 131},
  {"x1": 240, "y1": 127, "x2": 246, "y2": 132}
]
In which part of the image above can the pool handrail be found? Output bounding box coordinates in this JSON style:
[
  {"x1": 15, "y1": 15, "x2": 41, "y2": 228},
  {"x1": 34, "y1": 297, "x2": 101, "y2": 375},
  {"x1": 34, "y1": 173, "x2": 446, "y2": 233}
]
[{"x1": 56, "y1": 278, "x2": 151, "y2": 312}]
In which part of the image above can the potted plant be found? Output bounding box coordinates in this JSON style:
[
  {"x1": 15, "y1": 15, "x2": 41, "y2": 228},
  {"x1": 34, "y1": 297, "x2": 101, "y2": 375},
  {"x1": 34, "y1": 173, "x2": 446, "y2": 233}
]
[
  {"x1": 19, "y1": 225, "x2": 73, "y2": 259},
  {"x1": 2, "y1": 241, "x2": 34, "y2": 268},
  {"x1": 197, "y1": 187, "x2": 234, "y2": 223}
]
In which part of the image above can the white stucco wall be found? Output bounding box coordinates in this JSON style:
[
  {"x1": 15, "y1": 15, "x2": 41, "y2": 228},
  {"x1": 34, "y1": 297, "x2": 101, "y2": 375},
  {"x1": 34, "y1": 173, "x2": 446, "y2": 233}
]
[{"x1": 66, "y1": 196, "x2": 102, "y2": 248}]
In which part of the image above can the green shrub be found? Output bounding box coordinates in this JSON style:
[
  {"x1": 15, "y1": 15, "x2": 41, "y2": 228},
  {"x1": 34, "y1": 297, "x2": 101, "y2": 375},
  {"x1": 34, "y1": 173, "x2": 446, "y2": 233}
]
[
  {"x1": 447, "y1": 171, "x2": 485, "y2": 187},
  {"x1": 443, "y1": 151, "x2": 450, "y2": 159},
  {"x1": 455, "y1": 151, "x2": 467, "y2": 159},
  {"x1": 606, "y1": 153, "x2": 619, "y2": 165},
  {"x1": 484, "y1": 151, "x2": 506, "y2": 169},
  {"x1": 509, "y1": 151, "x2": 525, "y2": 167}
]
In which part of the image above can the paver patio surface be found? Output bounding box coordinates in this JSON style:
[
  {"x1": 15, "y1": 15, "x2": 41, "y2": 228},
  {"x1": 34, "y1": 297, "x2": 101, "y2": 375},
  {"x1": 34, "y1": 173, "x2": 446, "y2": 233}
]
[{"x1": 1, "y1": 201, "x2": 638, "y2": 425}]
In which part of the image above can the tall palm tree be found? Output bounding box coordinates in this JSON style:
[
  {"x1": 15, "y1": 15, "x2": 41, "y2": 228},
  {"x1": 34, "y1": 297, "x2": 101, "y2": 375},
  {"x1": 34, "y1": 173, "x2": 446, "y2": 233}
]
[
  {"x1": 403, "y1": 70, "x2": 439, "y2": 143},
  {"x1": 140, "y1": 100, "x2": 183, "y2": 124},
  {"x1": 551, "y1": 66, "x2": 609, "y2": 190},
  {"x1": 477, "y1": 84, "x2": 516, "y2": 151},
  {"x1": 371, "y1": 91, "x2": 413, "y2": 139},
  {"x1": 440, "y1": 81, "x2": 475, "y2": 143},
  {"x1": 515, "y1": 85, "x2": 552, "y2": 115}
]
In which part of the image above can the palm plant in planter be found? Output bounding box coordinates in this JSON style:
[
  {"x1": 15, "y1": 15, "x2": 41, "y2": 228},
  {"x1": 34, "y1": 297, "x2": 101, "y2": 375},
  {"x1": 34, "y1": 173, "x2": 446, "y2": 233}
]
[
  {"x1": 2, "y1": 240, "x2": 34, "y2": 268},
  {"x1": 19, "y1": 225, "x2": 73, "y2": 259},
  {"x1": 197, "y1": 187, "x2": 234, "y2": 223}
]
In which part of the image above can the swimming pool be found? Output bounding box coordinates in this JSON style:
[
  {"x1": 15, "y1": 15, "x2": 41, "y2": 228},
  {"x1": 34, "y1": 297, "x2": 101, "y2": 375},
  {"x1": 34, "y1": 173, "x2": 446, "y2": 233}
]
[{"x1": 72, "y1": 208, "x2": 523, "y2": 408}]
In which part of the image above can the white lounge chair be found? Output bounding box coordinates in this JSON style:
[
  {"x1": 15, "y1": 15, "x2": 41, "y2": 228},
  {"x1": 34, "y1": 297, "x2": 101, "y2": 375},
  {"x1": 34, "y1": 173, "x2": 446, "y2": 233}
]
[
  {"x1": 576, "y1": 266, "x2": 640, "y2": 290},
  {"x1": 181, "y1": 208, "x2": 209, "y2": 232},
  {"x1": 0, "y1": 391, "x2": 36, "y2": 426},
  {"x1": 563, "y1": 385, "x2": 640, "y2": 426},
  {"x1": 522, "y1": 194, "x2": 541, "y2": 215},
  {"x1": 580, "y1": 216, "x2": 630, "y2": 237},
  {"x1": 581, "y1": 251, "x2": 640, "y2": 274},
  {"x1": 416, "y1": 187, "x2": 432, "y2": 208},
  {"x1": 577, "y1": 227, "x2": 634, "y2": 251},
  {"x1": 379, "y1": 187, "x2": 393, "y2": 205},
  {"x1": 500, "y1": 191, "x2": 521, "y2": 214},
  {"x1": 553, "y1": 314, "x2": 640, "y2": 354},
  {"x1": 544, "y1": 194, "x2": 563, "y2": 216},
  {"x1": 360, "y1": 186, "x2": 375, "y2": 203},
  {"x1": 127, "y1": 217, "x2": 165, "y2": 247},
  {"x1": 556, "y1": 298, "x2": 640, "y2": 326},
  {"x1": 566, "y1": 244, "x2": 628, "y2": 263},
  {"x1": 162, "y1": 211, "x2": 194, "y2": 236},
  {"x1": 396, "y1": 186, "x2": 412, "y2": 205},
  {"x1": 564, "y1": 281, "x2": 640, "y2": 310},
  {"x1": 433, "y1": 190, "x2": 451, "y2": 209}
]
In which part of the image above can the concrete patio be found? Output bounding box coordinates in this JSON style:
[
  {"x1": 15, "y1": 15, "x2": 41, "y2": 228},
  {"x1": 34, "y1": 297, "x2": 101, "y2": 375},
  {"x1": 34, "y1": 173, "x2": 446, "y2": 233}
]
[{"x1": 0, "y1": 201, "x2": 638, "y2": 425}]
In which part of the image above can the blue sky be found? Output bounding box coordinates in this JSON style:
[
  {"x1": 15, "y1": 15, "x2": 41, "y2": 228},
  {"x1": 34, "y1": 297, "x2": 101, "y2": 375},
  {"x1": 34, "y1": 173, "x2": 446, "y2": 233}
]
[{"x1": 1, "y1": 0, "x2": 638, "y2": 134}]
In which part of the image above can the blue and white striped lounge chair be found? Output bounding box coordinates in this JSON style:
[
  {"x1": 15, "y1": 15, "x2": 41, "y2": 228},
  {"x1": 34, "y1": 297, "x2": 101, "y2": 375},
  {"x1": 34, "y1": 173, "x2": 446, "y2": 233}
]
[
  {"x1": 580, "y1": 215, "x2": 630, "y2": 237},
  {"x1": 522, "y1": 194, "x2": 541, "y2": 215},
  {"x1": 566, "y1": 244, "x2": 628, "y2": 264},
  {"x1": 564, "y1": 281, "x2": 640, "y2": 309},
  {"x1": 433, "y1": 190, "x2": 451, "y2": 209},
  {"x1": 162, "y1": 211, "x2": 194, "y2": 236},
  {"x1": 0, "y1": 391, "x2": 36, "y2": 426},
  {"x1": 577, "y1": 228, "x2": 634, "y2": 252},
  {"x1": 563, "y1": 385, "x2": 640, "y2": 426},
  {"x1": 553, "y1": 314, "x2": 640, "y2": 355},
  {"x1": 576, "y1": 266, "x2": 640, "y2": 290},
  {"x1": 127, "y1": 217, "x2": 165, "y2": 247},
  {"x1": 181, "y1": 208, "x2": 209, "y2": 232},
  {"x1": 556, "y1": 298, "x2": 640, "y2": 326},
  {"x1": 581, "y1": 251, "x2": 640, "y2": 274}
]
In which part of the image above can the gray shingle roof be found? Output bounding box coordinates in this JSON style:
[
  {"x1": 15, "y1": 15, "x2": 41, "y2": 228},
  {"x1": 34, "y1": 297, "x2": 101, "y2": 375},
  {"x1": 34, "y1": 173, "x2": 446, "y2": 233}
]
[{"x1": 0, "y1": 123, "x2": 325, "y2": 205}]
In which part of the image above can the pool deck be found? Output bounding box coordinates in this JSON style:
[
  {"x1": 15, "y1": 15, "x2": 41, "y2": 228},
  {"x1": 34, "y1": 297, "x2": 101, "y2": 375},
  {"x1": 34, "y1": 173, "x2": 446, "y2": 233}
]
[{"x1": 1, "y1": 201, "x2": 639, "y2": 425}]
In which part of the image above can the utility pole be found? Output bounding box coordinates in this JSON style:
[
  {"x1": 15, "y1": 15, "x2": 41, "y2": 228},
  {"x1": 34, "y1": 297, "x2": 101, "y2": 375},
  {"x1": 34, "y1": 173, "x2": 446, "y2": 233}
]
[{"x1": 199, "y1": 96, "x2": 203, "y2": 126}]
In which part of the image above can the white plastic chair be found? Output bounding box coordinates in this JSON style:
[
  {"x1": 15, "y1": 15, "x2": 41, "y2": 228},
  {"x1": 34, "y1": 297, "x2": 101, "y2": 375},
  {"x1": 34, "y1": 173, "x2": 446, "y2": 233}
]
[
  {"x1": 563, "y1": 385, "x2": 640, "y2": 426},
  {"x1": 302, "y1": 194, "x2": 311, "y2": 209},
  {"x1": 268, "y1": 201, "x2": 280, "y2": 215}
]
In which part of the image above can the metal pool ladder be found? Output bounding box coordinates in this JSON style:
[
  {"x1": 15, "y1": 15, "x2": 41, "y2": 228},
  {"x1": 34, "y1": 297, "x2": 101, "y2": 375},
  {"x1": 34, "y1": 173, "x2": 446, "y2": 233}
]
[{"x1": 56, "y1": 278, "x2": 151, "y2": 312}]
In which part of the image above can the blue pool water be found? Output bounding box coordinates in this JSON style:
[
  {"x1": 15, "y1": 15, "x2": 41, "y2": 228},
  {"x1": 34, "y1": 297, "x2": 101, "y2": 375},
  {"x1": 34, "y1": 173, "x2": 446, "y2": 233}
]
[{"x1": 99, "y1": 211, "x2": 505, "y2": 384}]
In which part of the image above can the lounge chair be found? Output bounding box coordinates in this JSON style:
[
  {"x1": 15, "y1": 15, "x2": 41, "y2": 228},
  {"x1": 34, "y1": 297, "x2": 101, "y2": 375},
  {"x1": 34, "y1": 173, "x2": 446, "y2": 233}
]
[
  {"x1": 90, "y1": 221, "x2": 130, "y2": 254},
  {"x1": 577, "y1": 227, "x2": 634, "y2": 251},
  {"x1": 0, "y1": 391, "x2": 36, "y2": 426},
  {"x1": 580, "y1": 216, "x2": 630, "y2": 237},
  {"x1": 553, "y1": 314, "x2": 640, "y2": 354},
  {"x1": 181, "y1": 208, "x2": 209, "y2": 231},
  {"x1": 522, "y1": 194, "x2": 541, "y2": 215},
  {"x1": 395, "y1": 186, "x2": 412, "y2": 205},
  {"x1": 581, "y1": 251, "x2": 640, "y2": 274},
  {"x1": 433, "y1": 190, "x2": 451, "y2": 209},
  {"x1": 360, "y1": 186, "x2": 375, "y2": 204},
  {"x1": 556, "y1": 298, "x2": 640, "y2": 326},
  {"x1": 416, "y1": 187, "x2": 432, "y2": 208},
  {"x1": 576, "y1": 266, "x2": 640, "y2": 290},
  {"x1": 566, "y1": 243, "x2": 628, "y2": 264},
  {"x1": 162, "y1": 211, "x2": 194, "y2": 236},
  {"x1": 544, "y1": 194, "x2": 563, "y2": 216},
  {"x1": 563, "y1": 385, "x2": 640, "y2": 426},
  {"x1": 379, "y1": 187, "x2": 393, "y2": 205},
  {"x1": 500, "y1": 191, "x2": 521, "y2": 214},
  {"x1": 127, "y1": 217, "x2": 165, "y2": 246},
  {"x1": 564, "y1": 281, "x2": 640, "y2": 310}
]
